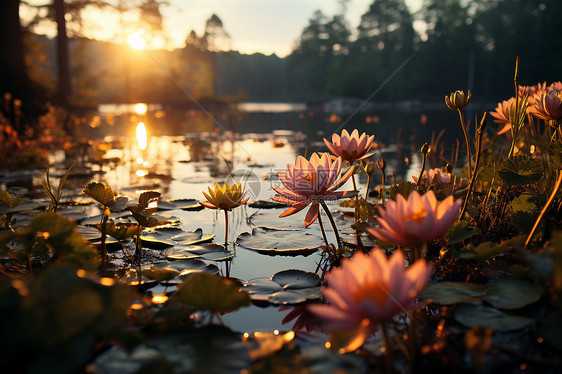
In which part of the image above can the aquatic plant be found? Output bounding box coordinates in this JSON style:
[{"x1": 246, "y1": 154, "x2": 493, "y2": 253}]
[
  {"x1": 445, "y1": 89, "x2": 472, "y2": 178},
  {"x1": 308, "y1": 249, "x2": 431, "y2": 353},
  {"x1": 201, "y1": 182, "x2": 249, "y2": 248},
  {"x1": 365, "y1": 190, "x2": 462, "y2": 259},
  {"x1": 323, "y1": 129, "x2": 375, "y2": 164},
  {"x1": 272, "y1": 152, "x2": 356, "y2": 247}
]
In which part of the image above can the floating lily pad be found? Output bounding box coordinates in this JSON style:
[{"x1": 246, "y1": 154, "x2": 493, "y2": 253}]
[
  {"x1": 93, "y1": 325, "x2": 251, "y2": 374},
  {"x1": 236, "y1": 228, "x2": 321, "y2": 256},
  {"x1": 248, "y1": 200, "x2": 288, "y2": 209},
  {"x1": 483, "y1": 278, "x2": 544, "y2": 310},
  {"x1": 173, "y1": 273, "x2": 251, "y2": 313},
  {"x1": 141, "y1": 266, "x2": 180, "y2": 282},
  {"x1": 454, "y1": 303, "x2": 533, "y2": 331},
  {"x1": 248, "y1": 210, "x2": 308, "y2": 231},
  {"x1": 153, "y1": 258, "x2": 220, "y2": 281},
  {"x1": 421, "y1": 282, "x2": 486, "y2": 305},
  {"x1": 162, "y1": 244, "x2": 234, "y2": 261},
  {"x1": 244, "y1": 269, "x2": 322, "y2": 305},
  {"x1": 141, "y1": 227, "x2": 214, "y2": 250},
  {"x1": 498, "y1": 155, "x2": 543, "y2": 186},
  {"x1": 157, "y1": 199, "x2": 203, "y2": 211}
]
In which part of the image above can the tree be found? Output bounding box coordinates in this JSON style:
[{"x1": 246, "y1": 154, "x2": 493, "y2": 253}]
[
  {"x1": 354, "y1": 0, "x2": 417, "y2": 99},
  {"x1": 0, "y1": 0, "x2": 31, "y2": 100}
]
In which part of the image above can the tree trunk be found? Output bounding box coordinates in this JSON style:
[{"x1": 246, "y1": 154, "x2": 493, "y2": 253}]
[
  {"x1": 0, "y1": 0, "x2": 29, "y2": 96},
  {"x1": 54, "y1": 0, "x2": 72, "y2": 104}
]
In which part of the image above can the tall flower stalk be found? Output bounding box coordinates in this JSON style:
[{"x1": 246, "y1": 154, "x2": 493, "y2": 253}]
[
  {"x1": 445, "y1": 90, "x2": 472, "y2": 178},
  {"x1": 201, "y1": 183, "x2": 249, "y2": 248}
]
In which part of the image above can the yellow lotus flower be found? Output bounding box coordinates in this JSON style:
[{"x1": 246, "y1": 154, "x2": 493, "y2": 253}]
[
  {"x1": 201, "y1": 183, "x2": 249, "y2": 211},
  {"x1": 445, "y1": 90, "x2": 471, "y2": 110}
]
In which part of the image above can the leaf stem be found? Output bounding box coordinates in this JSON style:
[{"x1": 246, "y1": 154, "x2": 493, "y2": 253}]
[
  {"x1": 457, "y1": 108, "x2": 472, "y2": 180},
  {"x1": 460, "y1": 114, "x2": 487, "y2": 221}
]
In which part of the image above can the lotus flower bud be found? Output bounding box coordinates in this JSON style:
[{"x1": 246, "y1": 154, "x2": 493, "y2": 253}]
[{"x1": 445, "y1": 90, "x2": 471, "y2": 110}]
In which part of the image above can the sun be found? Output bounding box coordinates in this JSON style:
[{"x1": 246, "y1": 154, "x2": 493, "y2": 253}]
[{"x1": 127, "y1": 33, "x2": 146, "y2": 50}]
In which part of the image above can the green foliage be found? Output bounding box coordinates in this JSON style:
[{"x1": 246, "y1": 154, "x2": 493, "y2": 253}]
[
  {"x1": 387, "y1": 181, "x2": 417, "y2": 200},
  {"x1": 454, "y1": 303, "x2": 533, "y2": 332},
  {"x1": 172, "y1": 273, "x2": 251, "y2": 314},
  {"x1": 0, "y1": 188, "x2": 23, "y2": 210},
  {"x1": 83, "y1": 181, "x2": 117, "y2": 207},
  {"x1": 0, "y1": 265, "x2": 131, "y2": 373},
  {"x1": 1, "y1": 212, "x2": 99, "y2": 270},
  {"x1": 100, "y1": 220, "x2": 138, "y2": 241},
  {"x1": 43, "y1": 162, "x2": 74, "y2": 213},
  {"x1": 498, "y1": 155, "x2": 544, "y2": 186},
  {"x1": 445, "y1": 220, "x2": 482, "y2": 245}
]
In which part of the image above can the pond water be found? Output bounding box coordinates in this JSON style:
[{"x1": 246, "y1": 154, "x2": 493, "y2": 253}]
[{"x1": 5, "y1": 101, "x2": 469, "y2": 334}]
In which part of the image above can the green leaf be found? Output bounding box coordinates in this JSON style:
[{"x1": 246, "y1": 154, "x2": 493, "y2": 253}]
[
  {"x1": 387, "y1": 181, "x2": 417, "y2": 201},
  {"x1": 162, "y1": 244, "x2": 234, "y2": 261},
  {"x1": 420, "y1": 282, "x2": 486, "y2": 305},
  {"x1": 102, "y1": 221, "x2": 139, "y2": 241},
  {"x1": 454, "y1": 303, "x2": 533, "y2": 331},
  {"x1": 28, "y1": 212, "x2": 100, "y2": 270},
  {"x1": 138, "y1": 191, "x2": 161, "y2": 210},
  {"x1": 511, "y1": 211, "x2": 540, "y2": 234},
  {"x1": 244, "y1": 269, "x2": 322, "y2": 305},
  {"x1": 130, "y1": 210, "x2": 169, "y2": 228},
  {"x1": 445, "y1": 220, "x2": 481, "y2": 245},
  {"x1": 236, "y1": 228, "x2": 321, "y2": 256},
  {"x1": 173, "y1": 273, "x2": 250, "y2": 313},
  {"x1": 483, "y1": 278, "x2": 543, "y2": 310},
  {"x1": 459, "y1": 239, "x2": 517, "y2": 259},
  {"x1": 83, "y1": 182, "x2": 116, "y2": 207},
  {"x1": 141, "y1": 266, "x2": 180, "y2": 282},
  {"x1": 0, "y1": 189, "x2": 22, "y2": 210},
  {"x1": 498, "y1": 155, "x2": 543, "y2": 186},
  {"x1": 511, "y1": 193, "x2": 539, "y2": 212}
]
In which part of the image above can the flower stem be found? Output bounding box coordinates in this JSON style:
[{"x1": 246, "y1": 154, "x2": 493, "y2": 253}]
[
  {"x1": 365, "y1": 174, "x2": 371, "y2": 200},
  {"x1": 457, "y1": 108, "x2": 472, "y2": 180},
  {"x1": 224, "y1": 209, "x2": 229, "y2": 248},
  {"x1": 317, "y1": 211, "x2": 330, "y2": 248},
  {"x1": 380, "y1": 323, "x2": 395, "y2": 374},
  {"x1": 460, "y1": 114, "x2": 487, "y2": 221},
  {"x1": 321, "y1": 202, "x2": 342, "y2": 248},
  {"x1": 525, "y1": 169, "x2": 562, "y2": 247},
  {"x1": 351, "y1": 172, "x2": 364, "y2": 250}
]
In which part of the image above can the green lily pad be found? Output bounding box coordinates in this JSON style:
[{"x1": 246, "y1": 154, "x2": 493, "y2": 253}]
[
  {"x1": 420, "y1": 282, "x2": 486, "y2": 305},
  {"x1": 244, "y1": 269, "x2": 322, "y2": 305},
  {"x1": 248, "y1": 210, "x2": 308, "y2": 231},
  {"x1": 236, "y1": 228, "x2": 321, "y2": 256},
  {"x1": 459, "y1": 240, "x2": 514, "y2": 259},
  {"x1": 498, "y1": 155, "x2": 543, "y2": 186},
  {"x1": 157, "y1": 199, "x2": 199, "y2": 211},
  {"x1": 141, "y1": 266, "x2": 180, "y2": 282},
  {"x1": 511, "y1": 193, "x2": 539, "y2": 212},
  {"x1": 248, "y1": 200, "x2": 288, "y2": 209},
  {"x1": 173, "y1": 273, "x2": 251, "y2": 313},
  {"x1": 153, "y1": 258, "x2": 220, "y2": 282},
  {"x1": 162, "y1": 244, "x2": 234, "y2": 262},
  {"x1": 445, "y1": 220, "x2": 481, "y2": 245},
  {"x1": 93, "y1": 325, "x2": 251, "y2": 374},
  {"x1": 483, "y1": 278, "x2": 544, "y2": 310},
  {"x1": 454, "y1": 303, "x2": 533, "y2": 331},
  {"x1": 511, "y1": 211, "x2": 541, "y2": 235}
]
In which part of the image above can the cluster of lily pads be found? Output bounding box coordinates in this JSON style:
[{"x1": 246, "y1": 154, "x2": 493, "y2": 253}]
[{"x1": 2, "y1": 70, "x2": 562, "y2": 372}]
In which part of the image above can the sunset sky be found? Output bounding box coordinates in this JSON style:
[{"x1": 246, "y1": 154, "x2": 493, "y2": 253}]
[{"x1": 25, "y1": 0, "x2": 422, "y2": 57}]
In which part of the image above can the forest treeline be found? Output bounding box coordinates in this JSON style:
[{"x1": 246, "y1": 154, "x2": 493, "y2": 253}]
[{"x1": 11, "y1": 0, "x2": 562, "y2": 107}]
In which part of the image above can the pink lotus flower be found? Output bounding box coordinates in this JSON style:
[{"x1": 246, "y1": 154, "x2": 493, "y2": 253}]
[
  {"x1": 272, "y1": 152, "x2": 357, "y2": 227},
  {"x1": 324, "y1": 129, "x2": 375, "y2": 163},
  {"x1": 365, "y1": 190, "x2": 462, "y2": 247},
  {"x1": 533, "y1": 90, "x2": 562, "y2": 122},
  {"x1": 308, "y1": 249, "x2": 432, "y2": 350},
  {"x1": 412, "y1": 168, "x2": 451, "y2": 186}
]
